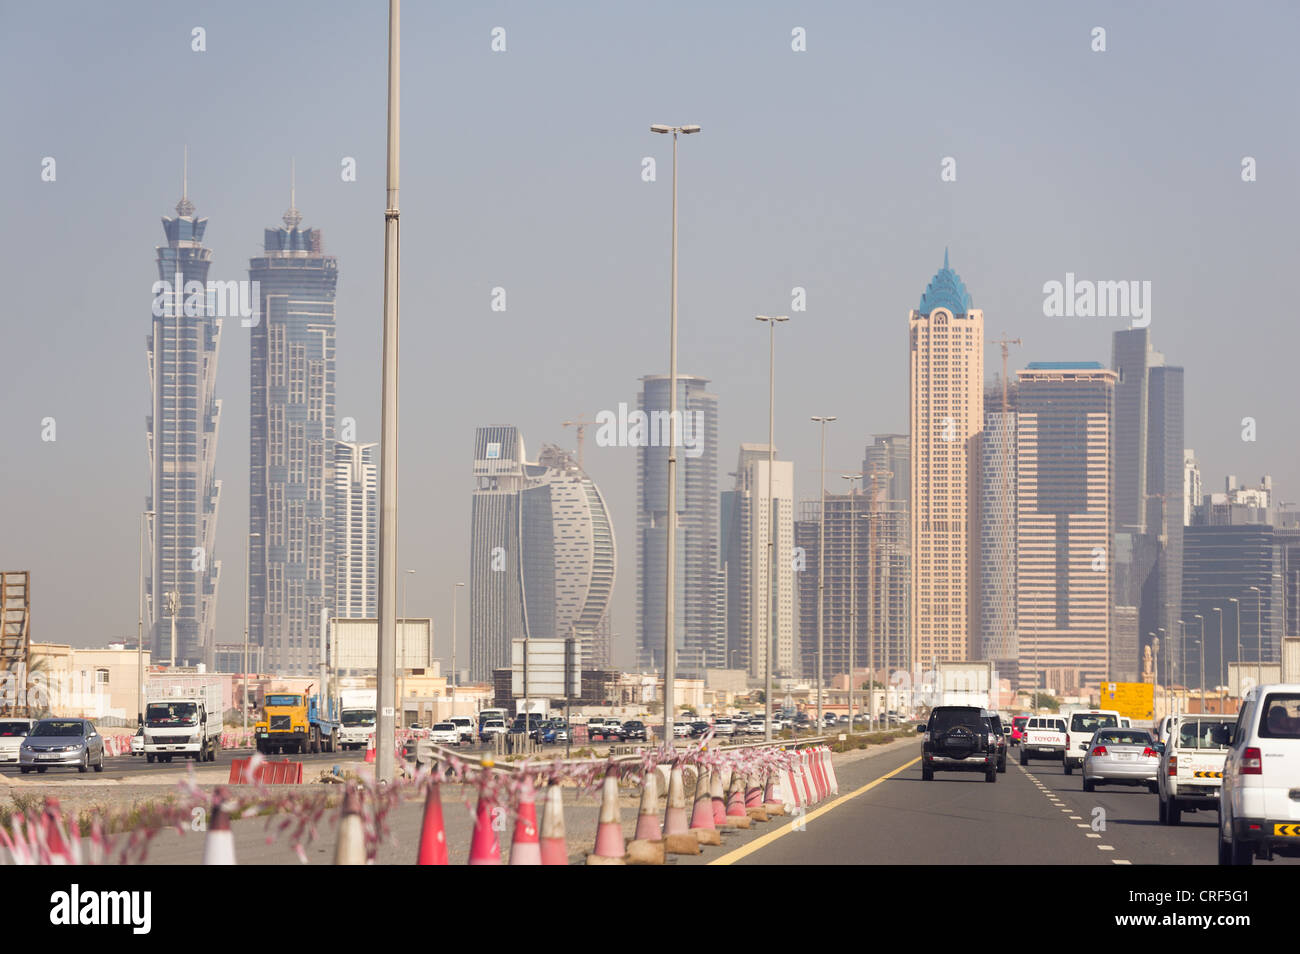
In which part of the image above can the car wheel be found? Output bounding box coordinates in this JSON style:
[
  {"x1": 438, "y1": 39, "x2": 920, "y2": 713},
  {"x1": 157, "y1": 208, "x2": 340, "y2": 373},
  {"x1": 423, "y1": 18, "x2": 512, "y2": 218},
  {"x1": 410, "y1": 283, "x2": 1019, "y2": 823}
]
[
  {"x1": 998, "y1": 757, "x2": 1007, "y2": 774},
  {"x1": 36, "y1": 766, "x2": 47, "y2": 773},
  {"x1": 79, "y1": 752, "x2": 88, "y2": 774},
  {"x1": 1158, "y1": 796, "x2": 1168, "y2": 824},
  {"x1": 921, "y1": 766, "x2": 934, "y2": 781},
  {"x1": 1082, "y1": 777, "x2": 1095, "y2": 792},
  {"x1": 146, "y1": 753, "x2": 155, "y2": 764},
  {"x1": 20, "y1": 767, "x2": 30, "y2": 774},
  {"x1": 1168, "y1": 800, "x2": 1182, "y2": 826},
  {"x1": 1147, "y1": 781, "x2": 1158, "y2": 795},
  {"x1": 1063, "y1": 761, "x2": 1073, "y2": 776},
  {"x1": 1021, "y1": 751, "x2": 1030, "y2": 765},
  {"x1": 94, "y1": 750, "x2": 104, "y2": 773},
  {"x1": 985, "y1": 767, "x2": 996, "y2": 783}
]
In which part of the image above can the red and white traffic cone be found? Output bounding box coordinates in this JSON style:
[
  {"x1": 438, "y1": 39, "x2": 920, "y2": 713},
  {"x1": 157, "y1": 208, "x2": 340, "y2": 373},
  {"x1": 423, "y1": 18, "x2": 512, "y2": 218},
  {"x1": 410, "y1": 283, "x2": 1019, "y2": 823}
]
[
  {"x1": 363, "y1": 733, "x2": 376, "y2": 764},
  {"x1": 689, "y1": 766, "x2": 721, "y2": 846},
  {"x1": 416, "y1": 780, "x2": 449, "y2": 865},
  {"x1": 634, "y1": 766, "x2": 661, "y2": 841},
  {"x1": 799, "y1": 750, "x2": 815, "y2": 804},
  {"x1": 41, "y1": 798, "x2": 72, "y2": 865},
  {"x1": 202, "y1": 786, "x2": 237, "y2": 865},
  {"x1": 724, "y1": 769, "x2": 751, "y2": 828},
  {"x1": 813, "y1": 747, "x2": 829, "y2": 801},
  {"x1": 710, "y1": 766, "x2": 728, "y2": 826},
  {"x1": 334, "y1": 785, "x2": 367, "y2": 865},
  {"x1": 763, "y1": 766, "x2": 785, "y2": 815},
  {"x1": 469, "y1": 757, "x2": 502, "y2": 865},
  {"x1": 784, "y1": 753, "x2": 803, "y2": 810},
  {"x1": 540, "y1": 781, "x2": 568, "y2": 865},
  {"x1": 663, "y1": 761, "x2": 698, "y2": 855},
  {"x1": 587, "y1": 763, "x2": 626, "y2": 864},
  {"x1": 509, "y1": 776, "x2": 542, "y2": 865}
]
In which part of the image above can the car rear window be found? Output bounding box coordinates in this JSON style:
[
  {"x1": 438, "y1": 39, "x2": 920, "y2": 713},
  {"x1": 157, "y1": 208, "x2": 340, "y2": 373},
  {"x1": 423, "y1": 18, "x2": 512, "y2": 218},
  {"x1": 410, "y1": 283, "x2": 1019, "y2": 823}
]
[
  {"x1": 929, "y1": 709, "x2": 983, "y2": 732},
  {"x1": 1093, "y1": 730, "x2": 1152, "y2": 746},
  {"x1": 1259, "y1": 694, "x2": 1300, "y2": 740},
  {"x1": 433, "y1": 723, "x2": 455, "y2": 731},
  {"x1": 1070, "y1": 713, "x2": 1118, "y2": 733},
  {"x1": 0, "y1": 722, "x2": 30, "y2": 737},
  {"x1": 1177, "y1": 720, "x2": 1233, "y2": 749}
]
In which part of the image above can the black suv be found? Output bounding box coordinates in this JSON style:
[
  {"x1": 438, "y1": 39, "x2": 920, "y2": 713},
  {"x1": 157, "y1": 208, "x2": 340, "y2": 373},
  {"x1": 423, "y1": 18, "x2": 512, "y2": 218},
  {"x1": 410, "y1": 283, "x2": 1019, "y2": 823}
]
[
  {"x1": 623, "y1": 720, "x2": 648, "y2": 742},
  {"x1": 918, "y1": 706, "x2": 999, "y2": 783},
  {"x1": 985, "y1": 712, "x2": 1008, "y2": 774}
]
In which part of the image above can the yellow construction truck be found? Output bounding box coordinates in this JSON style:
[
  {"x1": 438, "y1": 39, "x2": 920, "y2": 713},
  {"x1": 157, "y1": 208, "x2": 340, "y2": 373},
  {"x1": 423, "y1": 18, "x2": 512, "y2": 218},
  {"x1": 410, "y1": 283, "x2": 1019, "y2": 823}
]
[{"x1": 254, "y1": 687, "x2": 340, "y2": 755}]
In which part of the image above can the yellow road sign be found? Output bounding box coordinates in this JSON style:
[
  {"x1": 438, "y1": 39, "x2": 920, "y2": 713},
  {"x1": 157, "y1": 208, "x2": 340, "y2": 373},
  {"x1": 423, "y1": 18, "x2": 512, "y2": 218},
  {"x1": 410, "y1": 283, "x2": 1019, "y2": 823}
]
[{"x1": 1097, "y1": 682, "x2": 1155, "y2": 721}]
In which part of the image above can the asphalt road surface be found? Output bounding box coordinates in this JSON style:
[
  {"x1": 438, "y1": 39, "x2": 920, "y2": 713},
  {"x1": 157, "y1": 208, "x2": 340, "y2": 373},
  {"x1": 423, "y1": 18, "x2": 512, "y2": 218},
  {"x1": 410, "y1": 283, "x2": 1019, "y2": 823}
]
[{"x1": 697, "y1": 740, "x2": 1300, "y2": 866}]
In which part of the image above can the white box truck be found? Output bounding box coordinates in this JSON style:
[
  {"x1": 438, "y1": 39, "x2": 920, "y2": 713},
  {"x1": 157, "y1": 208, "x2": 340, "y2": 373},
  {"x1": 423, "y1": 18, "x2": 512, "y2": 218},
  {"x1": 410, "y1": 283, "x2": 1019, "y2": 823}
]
[
  {"x1": 338, "y1": 689, "x2": 377, "y2": 750},
  {"x1": 144, "y1": 682, "x2": 223, "y2": 763}
]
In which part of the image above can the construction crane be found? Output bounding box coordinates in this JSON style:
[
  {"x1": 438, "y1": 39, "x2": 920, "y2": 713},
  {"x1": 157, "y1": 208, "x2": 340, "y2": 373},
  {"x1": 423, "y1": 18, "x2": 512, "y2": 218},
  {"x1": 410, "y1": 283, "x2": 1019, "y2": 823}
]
[
  {"x1": 988, "y1": 334, "x2": 1022, "y2": 412},
  {"x1": 562, "y1": 416, "x2": 595, "y2": 470}
]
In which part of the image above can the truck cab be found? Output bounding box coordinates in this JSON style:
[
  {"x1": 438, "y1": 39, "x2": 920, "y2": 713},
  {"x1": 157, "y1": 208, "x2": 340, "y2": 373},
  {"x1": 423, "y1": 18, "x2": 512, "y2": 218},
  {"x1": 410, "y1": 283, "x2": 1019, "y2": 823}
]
[{"x1": 255, "y1": 691, "x2": 339, "y2": 755}]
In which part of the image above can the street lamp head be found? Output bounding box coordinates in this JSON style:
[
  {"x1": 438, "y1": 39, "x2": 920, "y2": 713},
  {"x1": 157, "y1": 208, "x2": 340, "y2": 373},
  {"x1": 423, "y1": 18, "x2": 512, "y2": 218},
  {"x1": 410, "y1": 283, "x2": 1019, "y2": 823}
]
[
  {"x1": 455, "y1": 581, "x2": 466, "y2": 588},
  {"x1": 755, "y1": 314, "x2": 789, "y2": 323},
  {"x1": 811, "y1": 415, "x2": 837, "y2": 423},
  {"x1": 680, "y1": 125, "x2": 701, "y2": 134},
  {"x1": 650, "y1": 124, "x2": 670, "y2": 134}
]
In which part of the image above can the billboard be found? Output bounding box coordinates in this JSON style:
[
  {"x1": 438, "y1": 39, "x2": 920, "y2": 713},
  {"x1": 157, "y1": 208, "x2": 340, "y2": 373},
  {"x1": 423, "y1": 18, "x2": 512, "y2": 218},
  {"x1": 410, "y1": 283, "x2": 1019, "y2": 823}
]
[
  {"x1": 333, "y1": 618, "x2": 433, "y2": 673},
  {"x1": 1098, "y1": 681, "x2": 1155, "y2": 721},
  {"x1": 1228, "y1": 663, "x2": 1282, "y2": 699},
  {"x1": 511, "y1": 638, "x2": 581, "y2": 699}
]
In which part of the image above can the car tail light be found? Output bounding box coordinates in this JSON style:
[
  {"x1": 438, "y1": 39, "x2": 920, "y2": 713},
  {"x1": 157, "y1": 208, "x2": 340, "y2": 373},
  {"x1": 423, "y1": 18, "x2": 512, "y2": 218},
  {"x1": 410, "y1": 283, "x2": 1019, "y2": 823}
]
[
  {"x1": 1091, "y1": 745, "x2": 1108, "y2": 756},
  {"x1": 1242, "y1": 747, "x2": 1263, "y2": 775},
  {"x1": 1065, "y1": 734, "x2": 1071, "y2": 749},
  {"x1": 1142, "y1": 747, "x2": 1158, "y2": 758},
  {"x1": 1168, "y1": 755, "x2": 1178, "y2": 776}
]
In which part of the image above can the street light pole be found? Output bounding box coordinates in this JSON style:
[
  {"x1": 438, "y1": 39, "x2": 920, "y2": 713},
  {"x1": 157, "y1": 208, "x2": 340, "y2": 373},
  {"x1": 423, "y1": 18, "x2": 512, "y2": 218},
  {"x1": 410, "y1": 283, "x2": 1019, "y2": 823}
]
[
  {"x1": 451, "y1": 581, "x2": 465, "y2": 690},
  {"x1": 1249, "y1": 585, "x2": 1262, "y2": 690},
  {"x1": 1177, "y1": 619, "x2": 1186, "y2": 717},
  {"x1": 1194, "y1": 614, "x2": 1205, "y2": 713},
  {"x1": 375, "y1": 0, "x2": 402, "y2": 783},
  {"x1": 1229, "y1": 598, "x2": 1241, "y2": 700},
  {"x1": 650, "y1": 122, "x2": 700, "y2": 746},
  {"x1": 756, "y1": 315, "x2": 788, "y2": 742},
  {"x1": 1213, "y1": 607, "x2": 1223, "y2": 711},
  {"x1": 137, "y1": 510, "x2": 154, "y2": 726},
  {"x1": 244, "y1": 530, "x2": 259, "y2": 739},
  {"x1": 400, "y1": 569, "x2": 414, "y2": 727},
  {"x1": 811, "y1": 416, "x2": 836, "y2": 733}
]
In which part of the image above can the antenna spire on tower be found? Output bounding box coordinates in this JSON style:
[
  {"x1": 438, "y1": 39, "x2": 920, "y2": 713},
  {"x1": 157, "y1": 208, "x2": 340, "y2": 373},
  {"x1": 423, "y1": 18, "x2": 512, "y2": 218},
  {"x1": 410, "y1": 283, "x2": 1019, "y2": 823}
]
[
  {"x1": 283, "y1": 157, "x2": 303, "y2": 229},
  {"x1": 176, "y1": 145, "x2": 195, "y2": 217}
]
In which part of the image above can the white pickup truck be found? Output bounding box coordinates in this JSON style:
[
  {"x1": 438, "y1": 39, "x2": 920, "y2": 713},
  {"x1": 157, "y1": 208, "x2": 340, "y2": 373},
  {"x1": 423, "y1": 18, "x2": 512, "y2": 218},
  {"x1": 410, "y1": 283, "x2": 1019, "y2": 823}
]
[
  {"x1": 1019, "y1": 716, "x2": 1067, "y2": 765},
  {"x1": 1063, "y1": 709, "x2": 1122, "y2": 775},
  {"x1": 1158, "y1": 714, "x2": 1234, "y2": 825}
]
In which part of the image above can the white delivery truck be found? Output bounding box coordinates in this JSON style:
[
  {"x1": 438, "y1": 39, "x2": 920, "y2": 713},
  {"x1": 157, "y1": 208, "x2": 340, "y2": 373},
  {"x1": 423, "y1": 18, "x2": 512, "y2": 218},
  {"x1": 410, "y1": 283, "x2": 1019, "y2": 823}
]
[
  {"x1": 338, "y1": 689, "x2": 377, "y2": 750},
  {"x1": 144, "y1": 682, "x2": 223, "y2": 763}
]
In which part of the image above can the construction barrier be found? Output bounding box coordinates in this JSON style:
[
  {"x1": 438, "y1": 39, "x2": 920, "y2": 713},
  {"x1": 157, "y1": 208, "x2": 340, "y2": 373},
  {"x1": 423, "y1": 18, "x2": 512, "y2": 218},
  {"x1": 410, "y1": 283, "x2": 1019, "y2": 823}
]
[{"x1": 228, "y1": 758, "x2": 304, "y2": 785}]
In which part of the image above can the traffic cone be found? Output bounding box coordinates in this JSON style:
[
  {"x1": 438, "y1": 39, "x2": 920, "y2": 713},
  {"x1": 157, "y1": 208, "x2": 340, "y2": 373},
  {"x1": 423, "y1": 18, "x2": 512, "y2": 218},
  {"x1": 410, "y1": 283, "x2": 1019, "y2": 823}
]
[
  {"x1": 745, "y1": 773, "x2": 769, "y2": 822},
  {"x1": 783, "y1": 753, "x2": 803, "y2": 810},
  {"x1": 469, "y1": 757, "x2": 502, "y2": 865},
  {"x1": 540, "y1": 782, "x2": 569, "y2": 865},
  {"x1": 823, "y1": 746, "x2": 839, "y2": 795},
  {"x1": 587, "y1": 763, "x2": 626, "y2": 864},
  {"x1": 710, "y1": 766, "x2": 728, "y2": 826},
  {"x1": 41, "y1": 798, "x2": 71, "y2": 865},
  {"x1": 202, "y1": 787, "x2": 237, "y2": 865},
  {"x1": 509, "y1": 776, "x2": 542, "y2": 865},
  {"x1": 663, "y1": 762, "x2": 698, "y2": 855},
  {"x1": 689, "y1": 767, "x2": 721, "y2": 846},
  {"x1": 812, "y1": 747, "x2": 828, "y2": 801},
  {"x1": 763, "y1": 766, "x2": 785, "y2": 815},
  {"x1": 364, "y1": 733, "x2": 376, "y2": 764},
  {"x1": 634, "y1": 767, "x2": 661, "y2": 841},
  {"x1": 725, "y1": 770, "x2": 751, "y2": 828},
  {"x1": 416, "y1": 780, "x2": 449, "y2": 865},
  {"x1": 334, "y1": 785, "x2": 367, "y2": 865},
  {"x1": 798, "y1": 750, "x2": 815, "y2": 804}
]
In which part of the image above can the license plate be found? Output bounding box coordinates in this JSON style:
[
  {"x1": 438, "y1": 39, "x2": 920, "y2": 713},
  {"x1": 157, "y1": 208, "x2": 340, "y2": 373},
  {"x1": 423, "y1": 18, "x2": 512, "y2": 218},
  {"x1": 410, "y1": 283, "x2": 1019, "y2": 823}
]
[
  {"x1": 1273, "y1": 824, "x2": 1300, "y2": 837},
  {"x1": 1116, "y1": 752, "x2": 1136, "y2": 761},
  {"x1": 38, "y1": 753, "x2": 64, "y2": 760}
]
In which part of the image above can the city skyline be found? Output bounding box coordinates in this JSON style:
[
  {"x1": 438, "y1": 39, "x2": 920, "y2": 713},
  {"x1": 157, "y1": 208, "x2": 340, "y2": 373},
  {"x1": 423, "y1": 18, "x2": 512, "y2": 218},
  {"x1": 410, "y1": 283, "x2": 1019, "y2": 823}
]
[{"x1": 5, "y1": 3, "x2": 1299, "y2": 673}]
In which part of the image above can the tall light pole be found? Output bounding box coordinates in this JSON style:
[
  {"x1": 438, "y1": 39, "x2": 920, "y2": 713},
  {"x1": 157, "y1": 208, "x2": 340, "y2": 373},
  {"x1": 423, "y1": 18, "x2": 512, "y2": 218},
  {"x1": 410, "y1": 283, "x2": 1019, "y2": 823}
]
[
  {"x1": 810, "y1": 416, "x2": 836, "y2": 733},
  {"x1": 1177, "y1": 619, "x2": 1186, "y2": 717},
  {"x1": 244, "y1": 530, "x2": 260, "y2": 739},
  {"x1": 137, "y1": 510, "x2": 154, "y2": 725},
  {"x1": 650, "y1": 122, "x2": 700, "y2": 745},
  {"x1": 842, "y1": 473, "x2": 862, "y2": 731},
  {"x1": 1194, "y1": 614, "x2": 1205, "y2": 713},
  {"x1": 756, "y1": 314, "x2": 788, "y2": 742},
  {"x1": 1229, "y1": 597, "x2": 1241, "y2": 700},
  {"x1": 1154, "y1": 629, "x2": 1164, "y2": 721},
  {"x1": 451, "y1": 581, "x2": 465, "y2": 689},
  {"x1": 400, "y1": 569, "x2": 414, "y2": 727},
  {"x1": 375, "y1": 0, "x2": 402, "y2": 783},
  {"x1": 1249, "y1": 585, "x2": 1263, "y2": 689},
  {"x1": 1213, "y1": 606, "x2": 1223, "y2": 711}
]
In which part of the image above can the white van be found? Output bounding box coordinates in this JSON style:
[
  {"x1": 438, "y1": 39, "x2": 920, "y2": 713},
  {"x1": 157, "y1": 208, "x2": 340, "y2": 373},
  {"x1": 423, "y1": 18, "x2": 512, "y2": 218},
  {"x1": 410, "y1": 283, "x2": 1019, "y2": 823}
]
[
  {"x1": 1062, "y1": 709, "x2": 1122, "y2": 774},
  {"x1": 1220, "y1": 684, "x2": 1300, "y2": 864}
]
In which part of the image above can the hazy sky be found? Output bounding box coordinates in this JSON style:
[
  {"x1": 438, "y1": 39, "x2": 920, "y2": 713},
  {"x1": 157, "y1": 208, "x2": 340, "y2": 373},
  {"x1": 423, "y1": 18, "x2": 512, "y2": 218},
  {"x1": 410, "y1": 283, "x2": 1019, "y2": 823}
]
[{"x1": 2, "y1": 1, "x2": 1297, "y2": 668}]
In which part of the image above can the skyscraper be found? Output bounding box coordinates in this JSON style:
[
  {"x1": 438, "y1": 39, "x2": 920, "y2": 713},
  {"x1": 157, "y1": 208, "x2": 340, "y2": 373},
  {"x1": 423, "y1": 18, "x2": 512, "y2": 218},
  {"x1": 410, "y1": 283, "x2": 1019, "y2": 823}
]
[
  {"x1": 1183, "y1": 450, "x2": 1202, "y2": 526},
  {"x1": 248, "y1": 191, "x2": 337, "y2": 676},
  {"x1": 1015, "y1": 362, "x2": 1116, "y2": 691},
  {"x1": 909, "y1": 252, "x2": 983, "y2": 666},
  {"x1": 147, "y1": 178, "x2": 223, "y2": 668},
  {"x1": 333, "y1": 441, "x2": 379, "y2": 618},
  {"x1": 863, "y1": 435, "x2": 911, "y2": 680},
  {"x1": 468, "y1": 430, "x2": 617, "y2": 680},
  {"x1": 720, "y1": 445, "x2": 795, "y2": 679},
  {"x1": 636, "y1": 375, "x2": 720, "y2": 674},
  {"x1": 978, "y1": 388, "x2": 1017, "y2": 672}
]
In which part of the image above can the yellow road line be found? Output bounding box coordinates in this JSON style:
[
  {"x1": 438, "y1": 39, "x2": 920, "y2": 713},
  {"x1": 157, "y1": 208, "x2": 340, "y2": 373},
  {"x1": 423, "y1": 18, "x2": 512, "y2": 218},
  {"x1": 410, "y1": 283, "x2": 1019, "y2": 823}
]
[{"x1": 707, "y1": 756, "x2": 921, "y2": 865}]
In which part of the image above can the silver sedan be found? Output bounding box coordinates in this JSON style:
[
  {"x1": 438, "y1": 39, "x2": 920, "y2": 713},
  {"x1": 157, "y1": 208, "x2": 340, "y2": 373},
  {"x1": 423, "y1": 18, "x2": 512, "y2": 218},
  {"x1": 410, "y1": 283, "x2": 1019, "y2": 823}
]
[
  {"x1": 1082, "y1": 729, "x2": 1160, "y2": 793},
  {"x1": 19, "y1": 718, "x2": 105, "y2": 774}
]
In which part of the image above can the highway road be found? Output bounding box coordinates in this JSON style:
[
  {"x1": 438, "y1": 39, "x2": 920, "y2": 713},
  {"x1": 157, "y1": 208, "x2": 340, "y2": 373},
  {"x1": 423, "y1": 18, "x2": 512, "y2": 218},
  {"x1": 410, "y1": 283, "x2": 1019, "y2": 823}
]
[{"x1": 702, "y1": 740, "x2": 1300, "y2": 866}]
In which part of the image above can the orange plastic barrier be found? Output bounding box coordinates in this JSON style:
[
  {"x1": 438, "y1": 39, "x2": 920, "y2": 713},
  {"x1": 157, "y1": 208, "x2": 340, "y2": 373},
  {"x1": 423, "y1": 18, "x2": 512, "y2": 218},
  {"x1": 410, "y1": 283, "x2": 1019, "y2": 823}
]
[{"x1": 228, "y1": 758, "x2": 303, "y2": 784}]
